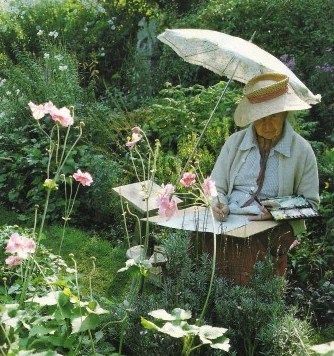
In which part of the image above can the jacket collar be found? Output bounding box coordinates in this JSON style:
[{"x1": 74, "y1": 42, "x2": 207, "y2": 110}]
[{"x1": 239, "y1": 121, "x2": 293, "y2": 157}]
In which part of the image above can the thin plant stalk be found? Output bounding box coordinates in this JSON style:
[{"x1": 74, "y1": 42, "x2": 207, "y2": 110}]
[
  {"x1": 46, "y1": 126, "x2": 56, "y2": 179},
  {"x1": 59, "y1": 217, "x2": 69, "y2": 254},
  {"x1": 88, "y1": 329, "x2": 96, "y2": 355},
  {"x1": 67, "y1": 183, "x2": 80, "y2": 217},
  {"x1": 38, "y1": 190, "x2": 51, "y2": 243},
  {"x1": 130, "y1": 150, "x2": 141, "y2": 183},
  {"x1": 56, "y1": 124, "x2": 60, "y2": 165},
  {"x1": 37, "y1": 121, "x2": 51, "y2": 140},
  {"x1": 120, "y1": 197, "x2": 131, "y2": 248},
  {"x1": 198, "y1": 208, "x2": 217, "y2": 322},
  {"x1": 0, "y1": 323, "x2": 11, "y2": 352},
  {"x1": 20, "y1": 187, "x2": 51, "y2": 304},
  {"x1": 59, "y1": 182, "x2": 80, "y2": 253},
  {"x1": 125, "y1": 202, "x2": 141, "y2": 247},
  {"x1": 32, "y1": 205, "x2": 39, "y2": 237},
  {"x1": 58, "y1": 124, "x2": 71, "y2": 169},
  {"x1": 89, "y1": 257, "x2": 96, "y2": 300},
  {"x1": 182, "y1": 206, "x2": 217, "y2": 356},
  {"x1": 134, "y1": 146, "x2": 146, "y2": 182},
  {"x1": 0, "y1": 346, "x2": 6, "y2": 356},
  {"x1": 70, "y1": 254, "x2": 81, "y2": 301},
  {"x1": 118, "y1": 274, "x2": 142, "y2": 354},
  {"x1": 55, "y1": 124, "x2": 83, "y2": 180}
]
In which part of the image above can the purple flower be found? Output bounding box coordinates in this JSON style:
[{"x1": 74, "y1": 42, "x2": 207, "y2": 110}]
[
  {"x1": 315, "y1": 63, "x2": 334, "y2": 73},
  {"x1": 279, "y1": 54, "x2": 296, "y2": 71}
]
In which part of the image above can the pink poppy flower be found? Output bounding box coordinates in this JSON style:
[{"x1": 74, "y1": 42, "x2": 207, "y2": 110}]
[
  {"x1": 131, "y1": 126, "x2": 141, "y2": 134},
  {"x1": 202, "y1": 177, "x2": 218, "y2": 198},
  {"x1": 5, "y1": 255, "x2": 23, "y2": 267},
  {"x1": 28, "y1": 101, "x2": 47, "y2": 120},
  {"x1": 157, "y1": 195, "x2": 178, "y2": 220},
  {"x1": 160, "y1": 183, "x2": 175, "y2": 198},
  {"x1": 50, "y1": 106, "x2": 74, "y2": 127},
  {"x1": 180, "y1": 172, "x2": 196, "y2": 187},
  {"x1": 125, "y1": 132, "x2": 142, "y2": 149},
  {"x1": 73, "y1": 169, "x2": 93, "y2": 186},
  {"x1": 5, "y1": 233, "x2": 36, "y2": 259},
  {"x1": 43, "y1": 101, "x2": 57, "y2": 114}
]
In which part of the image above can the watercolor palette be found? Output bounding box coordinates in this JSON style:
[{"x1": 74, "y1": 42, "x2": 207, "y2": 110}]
[{"x1": 261, "y1": 196, "x2": 320, "y2": 221}]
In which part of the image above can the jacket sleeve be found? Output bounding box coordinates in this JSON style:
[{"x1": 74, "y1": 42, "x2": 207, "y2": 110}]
[
  {"x1": 295, "y1": 145, "x2": 320, "y2": 209},
  {"x1": 210, "y1": 140, "x2": 232, "y2": 206}
]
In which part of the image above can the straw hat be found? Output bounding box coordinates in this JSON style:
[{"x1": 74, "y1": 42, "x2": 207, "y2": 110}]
[{"x1": 234, "y1": 73, "x2": 311, "y2": 127}]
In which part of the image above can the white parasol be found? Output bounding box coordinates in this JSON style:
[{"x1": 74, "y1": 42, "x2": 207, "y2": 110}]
[{"x1": 157, "y1": 28, "x2": 321, "y2": 105}]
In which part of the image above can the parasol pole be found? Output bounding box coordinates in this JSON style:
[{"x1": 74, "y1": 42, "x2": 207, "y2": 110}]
[{"x1": 180, "y1": 31, "x2": 257, "y2": 178}]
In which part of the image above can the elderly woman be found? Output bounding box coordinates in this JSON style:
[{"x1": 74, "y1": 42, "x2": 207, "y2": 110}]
[{"x1": 211, "y1": 73, "x2": 319, "y2": 234}]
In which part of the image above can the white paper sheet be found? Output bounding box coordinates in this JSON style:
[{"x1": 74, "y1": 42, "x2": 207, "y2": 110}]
[{"x1": 144, "y1": 206, "x2": 250, "y2": 234}]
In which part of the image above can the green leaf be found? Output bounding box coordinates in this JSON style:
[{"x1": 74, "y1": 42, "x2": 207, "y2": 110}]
[
  {"x1": 29, "y1": 325, "x2": 56, "y2": 337},
  {"x1": 171, "y1": 308, "x2": 192, "y2": 320},
  {"x1": 148, "y1": 308, "x2": 191, "y2": 321},
  {"x1": 198, "y1": 325, "x2": 228, "y2": 344},
  {"x1": 95, "y1": 330, "x2": 104, "y2": 342},
  {"x1": 71, "y1": 314, "x2": 100, "y2": 334},
  {"x1": 210, "y1": 338, "x2": 230, "y2": 351},
  {"x1": 141, "y1": 317, "x2": 159, "y2": 331},
  {"x1": 148, "y1": 309, "x2": 174, "y2": 321},
  {"x1": 26, "y1": 291, "x2": 61, "y2": 306},
  {"x1": 160, "y1": 322, "x2": 187, "y2": 338},
  {"x1": 86, "y1": 302, "x2": 109, "y2": 315}
]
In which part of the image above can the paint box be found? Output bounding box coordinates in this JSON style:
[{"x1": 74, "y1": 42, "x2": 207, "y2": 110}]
[{"x1": 261, "y1": 195, "x2": 320, "y2": 221}]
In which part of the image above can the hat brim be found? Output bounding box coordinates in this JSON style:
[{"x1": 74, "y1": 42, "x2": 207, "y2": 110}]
[{"x1": 234, "y1": 85, "x2": 311, "y2": 127}]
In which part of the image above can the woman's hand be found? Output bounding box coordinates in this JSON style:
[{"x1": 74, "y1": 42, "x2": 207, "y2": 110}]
[
  {"x1": 248, "y1": 207, "x2": 272, "y2": 221},
  {"x1": 212, "y1": 202, "x2": 230, "y2": 221}
]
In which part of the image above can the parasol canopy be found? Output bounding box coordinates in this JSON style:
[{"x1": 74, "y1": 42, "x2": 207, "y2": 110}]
[{"x1": 157, "y1": 28, "x2": 321, "y2": 105}]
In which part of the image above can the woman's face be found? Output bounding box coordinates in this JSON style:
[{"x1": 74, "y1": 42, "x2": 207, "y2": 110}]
[{"x1": 254, "y1": 112, "x2": 287, "y2": 140}]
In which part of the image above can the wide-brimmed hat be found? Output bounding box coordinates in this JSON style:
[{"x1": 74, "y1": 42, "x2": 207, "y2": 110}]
[{"x1": 234, "y1": 73, "x2": 311, "y2": 127}]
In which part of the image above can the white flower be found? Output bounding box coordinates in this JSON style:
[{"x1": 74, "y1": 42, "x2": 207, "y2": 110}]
[
  {"x1": 37, "y1": 29, "x2": 43, "y2": 36},
  {"x1": 83, "y1": 27, "x2": 88, "y2": 32},
  {"x1": 54, "y1": 54, "x2": 63, "y2": 61},
  {"x1": 59, "y1": 65, "x2": 68, "y2": 71},
  {"x1": 43, "y1": 53, "x2": 50, "y2": 59},
  {"x1": 0, "y1": 78, "x2": 6, "y2": 86},
  {"x1": 48, "y1": 31, "x2": 59, "y2": 38},
  {"x1": 6, "y1": 91, "x2": 11, "y2": 95},
  {"x1": 111, "y1": 25, "x2": 116, "y2": 30},
  {"x1": 16, "y1": 89, "x2": 20, "y2": 95}
]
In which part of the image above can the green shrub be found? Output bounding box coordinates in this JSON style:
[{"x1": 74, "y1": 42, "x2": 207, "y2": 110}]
[
  {"x1": 107, "y1": 231, "x2": 215, "y2": 355},
  {"x1": 258, "y1": 313, "x2": 314, "y2": 356},
  {"x1": 214, "y1": 260, "x2": 287, "y2": 355},
  {"x1": 0, "y1": 45, "x2": 128, "y2": 226},
  {"x1": 0, "y1": 0, "x2": 159, "y2": 94},
  {"x1": 154, "y1": 0, "x2": 334, "y2": 141},
  {"x1": 139, "y1": 81, "x2": 239, "y2": 183}
]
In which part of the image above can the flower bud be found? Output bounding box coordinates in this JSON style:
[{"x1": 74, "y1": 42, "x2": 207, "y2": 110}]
[
  {"x1": 43, "y1": 179, "x2": 58, "y2": 191},
  {"x1": 131, "y1": 126, "x2": 141, "y2": 134}
]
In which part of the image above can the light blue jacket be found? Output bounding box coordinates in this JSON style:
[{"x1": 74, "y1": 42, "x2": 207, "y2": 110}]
[{"x1": 211, "y1": 121, "x2": 320, "y2": 234}]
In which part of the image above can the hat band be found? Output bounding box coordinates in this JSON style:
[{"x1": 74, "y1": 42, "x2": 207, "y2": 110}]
[
  {"x1": 245, "y1": 73, "x2": 289, "y2": 104},
  {"x1": 247, "y1": 85, "x2": 288, "y2": 103}
]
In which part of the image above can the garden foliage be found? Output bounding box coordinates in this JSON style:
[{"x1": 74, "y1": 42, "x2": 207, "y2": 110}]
[{"x1": 0, "y1": 0, "x2": 333, "y2": 354}]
